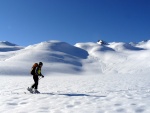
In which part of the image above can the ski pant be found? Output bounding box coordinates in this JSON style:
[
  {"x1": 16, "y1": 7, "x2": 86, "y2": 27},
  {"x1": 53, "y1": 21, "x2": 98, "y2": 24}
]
[{"x1": 31, "y1": 75, "x2": 39, "y2": 89}]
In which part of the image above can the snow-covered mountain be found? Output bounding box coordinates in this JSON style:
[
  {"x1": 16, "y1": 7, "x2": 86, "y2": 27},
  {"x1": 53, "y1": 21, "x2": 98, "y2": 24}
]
[
  {"x1": 76, "y1": 40, "x2": 150, "y2": 75},
  {"x1": 0, "y1": 40, "x2": 89, "y2": 75},
  {"x1": 0, "y1": 40, "x2": 150, "y2": 75},
  {"x1": 0, "y1": 41, "x2": 23, "y2": 52}
]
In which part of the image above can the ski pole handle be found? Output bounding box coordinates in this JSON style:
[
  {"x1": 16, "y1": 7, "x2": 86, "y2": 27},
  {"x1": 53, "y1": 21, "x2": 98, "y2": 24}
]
[{"x1": 39, "y1": 77, "x2": 42, "y2": 80}]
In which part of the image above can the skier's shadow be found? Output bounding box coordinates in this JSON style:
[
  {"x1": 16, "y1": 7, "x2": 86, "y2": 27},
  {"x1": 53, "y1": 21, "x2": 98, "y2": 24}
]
[{"x1": 40, "y1": 92, "x2": 106, "y2": 98}]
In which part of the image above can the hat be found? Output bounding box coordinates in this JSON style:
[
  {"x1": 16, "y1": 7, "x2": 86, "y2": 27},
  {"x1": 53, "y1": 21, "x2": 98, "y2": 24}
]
[{"x1": 39, "y1": 62, "x2": 43, "y2": 66}]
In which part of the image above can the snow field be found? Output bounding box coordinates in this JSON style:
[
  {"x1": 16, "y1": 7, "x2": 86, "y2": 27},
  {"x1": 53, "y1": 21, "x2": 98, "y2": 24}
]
[{"x1": 0, "y1": 74, "x2": 149, "y2": 113}]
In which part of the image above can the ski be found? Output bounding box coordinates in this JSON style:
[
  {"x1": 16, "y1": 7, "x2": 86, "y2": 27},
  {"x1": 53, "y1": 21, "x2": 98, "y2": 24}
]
[{"x1": 27, "y1": 87, "x2": 40, "y2": 94}]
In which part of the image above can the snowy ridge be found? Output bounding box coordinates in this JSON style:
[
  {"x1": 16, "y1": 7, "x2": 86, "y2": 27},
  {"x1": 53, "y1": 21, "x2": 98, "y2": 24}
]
[
  {"x1": 0, "y1": 41, "x2": 17, "y2": 47},
  {"x1": 0, "y1": 40, "x2": 88, "y2": 75},
  {"x1": 75, "y1": 40, "x2": 150, "y2": 74},
  {"x1": 0, "y1": 40, "x2": 150, "y2": 75},
  {"x1": 0, "y1": 41, "x2": 23, "y2": 52}
]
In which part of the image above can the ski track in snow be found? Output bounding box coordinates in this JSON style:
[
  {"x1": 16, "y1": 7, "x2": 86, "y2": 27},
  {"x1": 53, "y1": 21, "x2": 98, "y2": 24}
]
[{"x1": 0, "y1": 75, "x2": 150, "y2": 113}]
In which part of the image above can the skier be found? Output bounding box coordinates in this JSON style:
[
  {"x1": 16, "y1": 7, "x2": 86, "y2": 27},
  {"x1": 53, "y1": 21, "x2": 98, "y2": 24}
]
[{"x1": 28, "y1": 62, "x2": 44, "y2": 93}]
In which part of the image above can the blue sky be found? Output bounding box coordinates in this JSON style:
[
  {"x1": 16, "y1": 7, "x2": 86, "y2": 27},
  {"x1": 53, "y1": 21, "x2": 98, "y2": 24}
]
[{"x1": 0, "y1": 0, "x2": 150, "y2": 46}]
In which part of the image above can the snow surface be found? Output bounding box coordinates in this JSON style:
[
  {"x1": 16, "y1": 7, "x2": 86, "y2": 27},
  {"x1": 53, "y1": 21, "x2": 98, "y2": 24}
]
[
  {"x1": 0, "y1": 75, "x2": 150, "y2": 113},
  {"x1": 0, "y1": 40, "x2": 150, "y2": 113}
]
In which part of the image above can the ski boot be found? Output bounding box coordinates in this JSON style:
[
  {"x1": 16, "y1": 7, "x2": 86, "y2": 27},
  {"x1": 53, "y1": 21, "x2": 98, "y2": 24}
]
[
  {"x1": 34, "y1": 89, "x2": 40, "y2": 94},
  {"x1": 27, "y1": 87, "x2": 33, "y2": 93}
]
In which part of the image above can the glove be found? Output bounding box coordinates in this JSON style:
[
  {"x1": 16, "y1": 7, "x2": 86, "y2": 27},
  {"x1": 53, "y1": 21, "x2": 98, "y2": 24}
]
[{"x1": 42, "y1": 75, "x2": 44, "y2": 78}]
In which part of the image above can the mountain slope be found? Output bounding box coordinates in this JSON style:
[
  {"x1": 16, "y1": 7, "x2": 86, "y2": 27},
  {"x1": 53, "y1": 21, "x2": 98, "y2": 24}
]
[
  {"x1": 1, "y1": 40, "x2": 88, "y2": 75},
  {"x1": 75, "y1": 41, "x2": 150, "y2": 75},
  {"x1": 0, "y1": 40, "x2": 150, "y2": 75},
  {"x1": 0, "y1": 41, "x2": 23, "y2": 52}
]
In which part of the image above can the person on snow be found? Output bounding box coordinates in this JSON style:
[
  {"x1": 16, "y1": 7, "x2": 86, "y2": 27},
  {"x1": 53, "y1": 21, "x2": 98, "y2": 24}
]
[{"x1": 28, "y1": 62, "x2": 44, "y2": 93}]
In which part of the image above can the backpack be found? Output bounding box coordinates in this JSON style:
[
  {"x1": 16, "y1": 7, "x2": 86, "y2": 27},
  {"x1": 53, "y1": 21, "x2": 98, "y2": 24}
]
[{"x1": 30, "y1": 63, "x2": 38, "y2": 75}]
